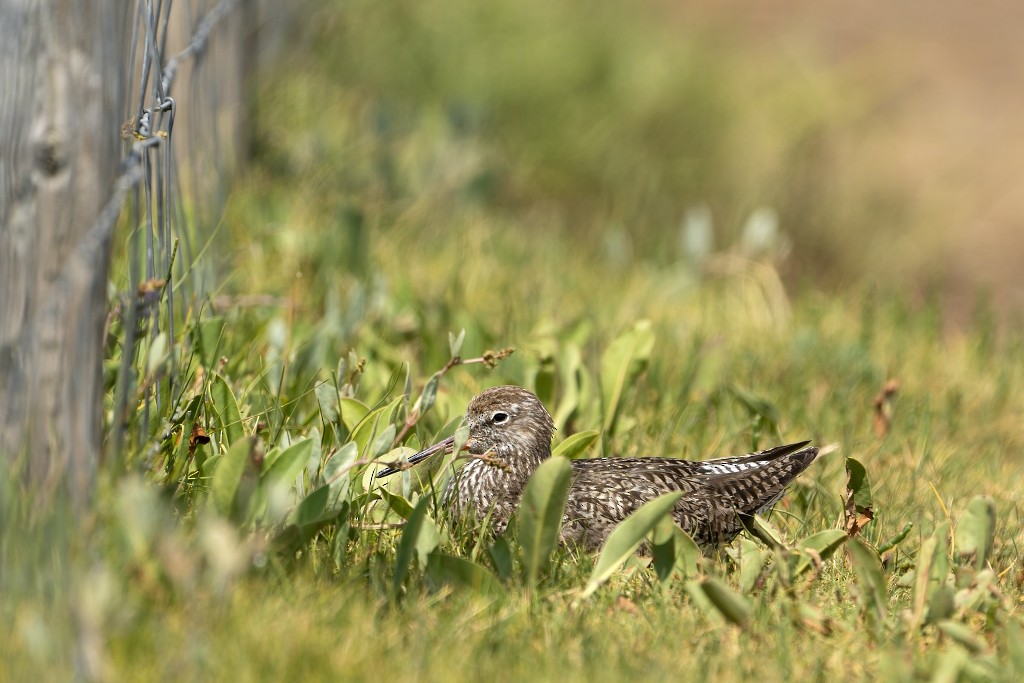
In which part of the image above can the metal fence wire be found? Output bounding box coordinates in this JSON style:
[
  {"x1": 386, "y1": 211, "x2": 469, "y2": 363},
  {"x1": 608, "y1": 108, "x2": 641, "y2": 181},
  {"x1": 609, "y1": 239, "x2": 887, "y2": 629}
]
[
  {"x1": 1, "y1": 0, "x2": 257, "y2": 491},
  {"x1": 113, "y1": 0, "x2": 246, "y2": 458}
]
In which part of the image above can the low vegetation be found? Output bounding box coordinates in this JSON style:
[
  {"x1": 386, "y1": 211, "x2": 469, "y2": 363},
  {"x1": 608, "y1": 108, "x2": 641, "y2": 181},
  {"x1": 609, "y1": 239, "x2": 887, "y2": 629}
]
[{"x1": 4, "y1": 1, "x2": 1024, "y2": 681}]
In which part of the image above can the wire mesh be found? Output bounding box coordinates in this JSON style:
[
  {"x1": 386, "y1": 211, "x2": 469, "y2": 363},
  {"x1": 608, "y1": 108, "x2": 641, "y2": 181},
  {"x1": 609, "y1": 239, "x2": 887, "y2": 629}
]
[{"x1": 109, "y1": 0, "x2": 246, "y2": 459}]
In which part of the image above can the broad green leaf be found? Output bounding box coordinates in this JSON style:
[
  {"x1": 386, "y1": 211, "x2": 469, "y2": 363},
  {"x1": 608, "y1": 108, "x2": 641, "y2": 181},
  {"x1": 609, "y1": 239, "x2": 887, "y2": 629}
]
[
  {"x1": 449, "y1": 328, "x2": 466, "y2": 358},
  {"x1": 369, "y1": 423, "x2": 397, "y2": 459},
  {"x1": 201, "y1": 454, "x2": 221, "y2": 477},
  {"x1": 452, "y1": 424, "x2": 471, "y2": 454},
  {"x1": 791, "y1": 529, "x2": 848, "y2": 578},
  {"x1": 551, "y1": 430, "x2": 600, "y2": 460},
  {"x1": 650, "y1": 516, "x2": 701, "y2": 583},
  {"x1": 954, "y1": 495, "x2": 996, "y2": 569},
  {"x1": 316, "y1": 380, "x2": 340, "y2": 424},
  {"x1": 650, "y1": 515, "x2": 677, "y2": 584},
  {"x1": 350, "y1": 397, "x2": 402, "y2": 457},
  {"x1": 518, "y1": 456, "x2": 574, "y2": 588},
  {"x1": 289, "y1": 486, "x2": 348, "y2": 528},
  {"x1": 930, "y1": 584, "x2": 956, "y2": 627},
  {"x1": 378, "y1": 489, "x2": 416, "y2": 520},
  {"x1": 488, "y1": 537, "x2": 514, "y2": 581},
  {"x1": 145, "y1": 332, "x2": 168, "y2": 378},
  {"x1": 932, "y1": 649, "x2": 968, "y2": 683},
  {"x1": 266, "y1": 438, "x2": 313, "y2": 481},
  {"x1": 552, "y1": 343, "x2": 582, "y2": 432},
  {"x1": 339, "y1": 397, "x2": 369, "y2": 433},
  {"x1": 600, "y1": 320, "x2": 655, "y2": 436},
  {"x1": 845, "y1": 457, "x2": 874, "y2": 511},
  {"x1": 954, "y1": 568, "x2": 997, "y2": 613},
  {"x1": 417, "y1": 372, "x2": 442, "y2": 417},
  {"x1": 672, "y1": 526, "x2": 701, "y2": 578},
  {"x1": 325, "y1": 442, "x2": 359, "y2": 483},
  {"x1": 264, "y1": 439, "x2": 315, "y2": 487},
  {"x1": 580, "y1": 491, "x2": 683, "y2": 598},
  {"x1": 685, "y1": 580, "x2": 724, "y2": 625},
  {"x1": 211, "y1": 436, "x2": 255, "y2": 518},
  {"x1": 195, "y1": 317, "x2": 225, "y2": 368},
  {"x1": 848, "y1": 537, "x2": 888, "y2": 634},
  {"x1": 743, "y1": 513, "x2": 786, "y2": 549},
  {"x1": 393, "y1": 496, "x2": 440, "y2": 597},
  {"x1": 249, "y1": 438, "x2": 315, "y2": 524},
  {"x1": 737, "y1": 537, "x2": 765, "y2": 593},
  {"x1": 211, "y1": 374, "x2": 244, "y2": 447},
  {"x1": 699, "y1": 576, "x2": 752, "y2": 629},
  {"x1": 1008, "y1": 619, "x2": 1024, "y2": 676},
  {"x1": 426, "y1": 552, "x2": 505, "y2": 599},
  {"x1": 274, "y1": 494, "x2": 349, "y2": 553},
  {"x1": 844, "y1": 457, "x2": 874, "y2": 537}
]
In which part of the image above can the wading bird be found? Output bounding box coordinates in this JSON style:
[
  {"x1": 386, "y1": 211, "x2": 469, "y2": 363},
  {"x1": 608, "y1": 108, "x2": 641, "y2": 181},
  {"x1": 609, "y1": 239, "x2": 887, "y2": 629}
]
[{"x1": 377, "y1": 386, "x2": 818, "y2": 551}]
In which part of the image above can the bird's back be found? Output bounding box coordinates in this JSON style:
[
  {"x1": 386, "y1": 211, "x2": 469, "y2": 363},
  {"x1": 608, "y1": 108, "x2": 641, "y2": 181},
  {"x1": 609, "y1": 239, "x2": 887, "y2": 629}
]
[{"x1": 561, "y1": 442, "x2": 819, "y2": 550}]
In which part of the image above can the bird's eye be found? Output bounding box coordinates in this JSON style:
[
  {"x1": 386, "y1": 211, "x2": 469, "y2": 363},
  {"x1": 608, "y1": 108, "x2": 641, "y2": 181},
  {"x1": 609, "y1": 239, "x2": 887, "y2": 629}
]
[{"x1": 491, "y1": 411, "x2": 509, "y2": 424}]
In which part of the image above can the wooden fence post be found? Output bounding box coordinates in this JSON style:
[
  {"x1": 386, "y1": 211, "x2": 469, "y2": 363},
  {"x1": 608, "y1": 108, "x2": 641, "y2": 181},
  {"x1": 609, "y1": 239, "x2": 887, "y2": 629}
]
[{"x1": 0, "y1": 0, "x2": 125, "y2": 504}]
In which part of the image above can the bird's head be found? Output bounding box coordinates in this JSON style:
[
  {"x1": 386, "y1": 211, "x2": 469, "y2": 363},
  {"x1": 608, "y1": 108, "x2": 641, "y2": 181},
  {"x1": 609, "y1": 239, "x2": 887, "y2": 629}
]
[
  {"x1": 374, "y1": 385, "x2": 555, "y2": 478},
  {"x1": 463, "y1": 385, "x2": 556, "y2": 459}
]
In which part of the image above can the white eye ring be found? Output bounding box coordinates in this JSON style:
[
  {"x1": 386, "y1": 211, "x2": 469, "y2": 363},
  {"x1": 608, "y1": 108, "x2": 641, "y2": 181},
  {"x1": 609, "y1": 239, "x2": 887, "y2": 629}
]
[{"x1": 491, "y1": 411, "x2": 509, "y2": 424}]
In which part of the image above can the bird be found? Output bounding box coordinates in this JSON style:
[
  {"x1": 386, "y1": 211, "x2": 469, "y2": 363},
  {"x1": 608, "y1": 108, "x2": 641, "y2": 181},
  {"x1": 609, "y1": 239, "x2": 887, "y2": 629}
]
[{"x1": 376, "y1": 385, "x2": 819, "y2": 551}]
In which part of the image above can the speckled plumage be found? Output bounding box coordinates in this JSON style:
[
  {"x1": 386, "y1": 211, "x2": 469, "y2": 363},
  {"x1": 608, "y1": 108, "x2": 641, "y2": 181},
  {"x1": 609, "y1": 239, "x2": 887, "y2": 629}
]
[{"x1": 389, "y1": 385, "x2": 819, "y2": 551}]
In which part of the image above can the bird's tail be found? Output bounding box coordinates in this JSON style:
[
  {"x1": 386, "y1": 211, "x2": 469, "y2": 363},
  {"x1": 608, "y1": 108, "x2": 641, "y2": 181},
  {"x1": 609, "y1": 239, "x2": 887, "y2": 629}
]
[{"x1": 704, "y1": 443, "x2": 819, "y2": 515}]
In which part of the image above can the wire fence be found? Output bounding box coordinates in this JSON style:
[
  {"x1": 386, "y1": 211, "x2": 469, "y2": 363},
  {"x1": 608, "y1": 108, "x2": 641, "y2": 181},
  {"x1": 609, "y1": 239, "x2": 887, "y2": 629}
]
[
  {"x1": 1, "y1": 0, "x2": 277, "y2": 495},
  {"x1": 112, "y1": 0, "x2": 246, "y2": 458}
]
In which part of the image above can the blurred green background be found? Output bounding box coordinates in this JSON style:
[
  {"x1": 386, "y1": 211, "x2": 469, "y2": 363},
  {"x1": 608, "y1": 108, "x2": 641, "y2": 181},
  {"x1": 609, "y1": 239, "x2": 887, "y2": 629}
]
[{"x1": 232, "y1": 0, "x2": 1024, "y2": 321}]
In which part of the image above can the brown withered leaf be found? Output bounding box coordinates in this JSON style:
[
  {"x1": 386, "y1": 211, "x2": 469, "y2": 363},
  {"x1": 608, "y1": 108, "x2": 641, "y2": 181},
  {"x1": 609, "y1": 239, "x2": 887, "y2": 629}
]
[
  {"x1": 845, "y1": 506, "x2": 874, "y2": 538},
  {"x1": 844, "y1": 457, "x2": 875, "y2": 538},
  {"x1": 872, "y1": 379, "x2": 900, "y2": 438},
  {"x1": 188, "y1": 424, "x2": 211, "y2": 458},
  {"x1": 615, "y1": 595, "x2": 639, "y2": 615},
  {"x1": 137, "y1": 278, "x2": 166, "y2": 297}
]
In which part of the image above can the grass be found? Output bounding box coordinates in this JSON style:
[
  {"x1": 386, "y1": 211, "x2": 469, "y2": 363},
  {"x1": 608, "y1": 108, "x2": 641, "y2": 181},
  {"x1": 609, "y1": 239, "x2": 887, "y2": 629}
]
[{"x1": 4, "y1": 1, "x2": 1024, "y2": 681}]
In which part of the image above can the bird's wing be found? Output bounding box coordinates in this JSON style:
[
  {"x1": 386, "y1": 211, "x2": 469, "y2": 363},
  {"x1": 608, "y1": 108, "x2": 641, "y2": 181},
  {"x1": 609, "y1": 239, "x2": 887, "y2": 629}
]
[
  {"x1": 566, "y1": 459, "x2": 702, "y2": 523},
  {"x1": 567, "y1": 443, "x2": 818, "y2": 520}
]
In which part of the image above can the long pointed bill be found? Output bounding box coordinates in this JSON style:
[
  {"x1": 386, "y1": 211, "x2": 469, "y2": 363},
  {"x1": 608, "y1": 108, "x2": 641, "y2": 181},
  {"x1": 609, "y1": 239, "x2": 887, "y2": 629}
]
[{"x1": 375, "y1": 435, "x2": 467, "y2": 478}]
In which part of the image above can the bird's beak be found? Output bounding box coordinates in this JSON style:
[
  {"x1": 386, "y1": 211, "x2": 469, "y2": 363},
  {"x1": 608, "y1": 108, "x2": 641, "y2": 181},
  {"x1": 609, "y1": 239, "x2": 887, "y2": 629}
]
[{"x1": 375, "y1": 435, "x2": 470, "y2": 478}]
